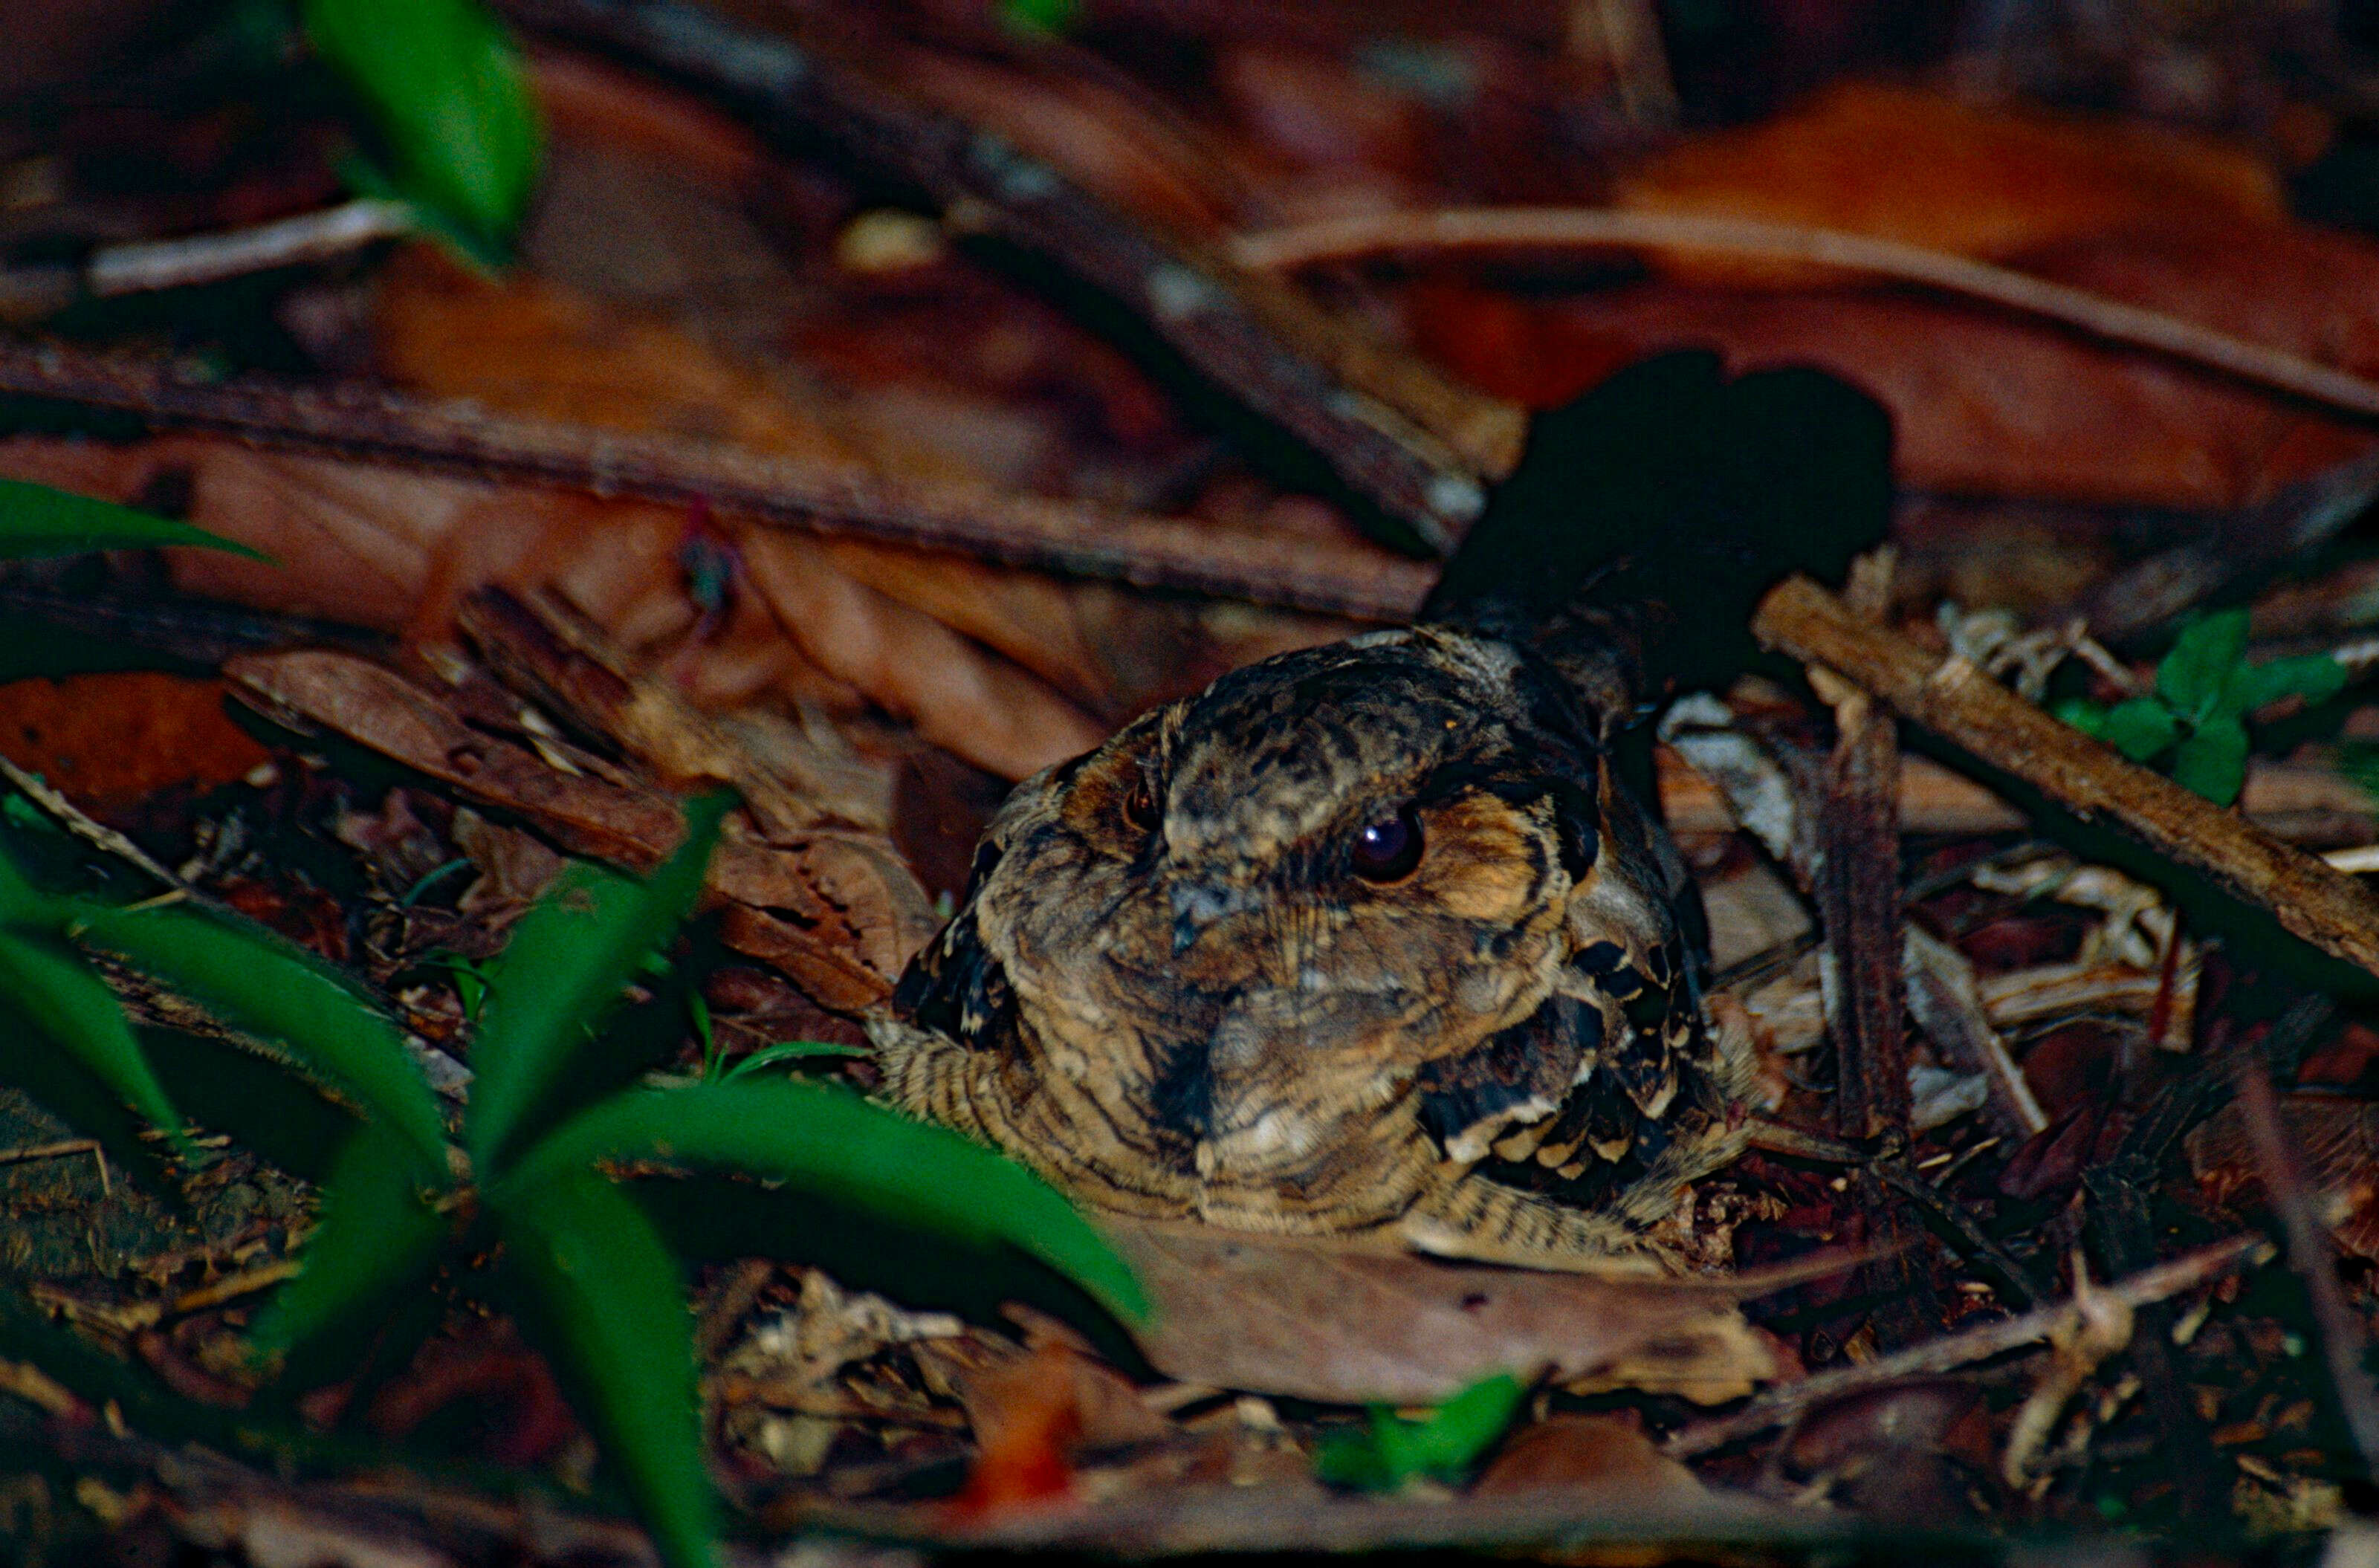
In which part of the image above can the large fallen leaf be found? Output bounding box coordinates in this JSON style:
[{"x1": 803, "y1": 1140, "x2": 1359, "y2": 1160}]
[
  {"x1": 1406, "y1": 215, "x2": 2379, "y2": 510},
  {"x1": 1617, "y1": 81, "x2": 2282, "y2": 288},
  {"x1": 1104, "y1": 1219, "x2": 1780, "y2": 1406}
]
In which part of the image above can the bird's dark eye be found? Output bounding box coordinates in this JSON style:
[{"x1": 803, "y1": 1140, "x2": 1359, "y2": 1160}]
[
  {"x1": 1350, "y1": 806, "x2": 1424, "y2": 881},
  {"x1": 1121, "y1": 768, "x2": 1163, "y2": 834}
]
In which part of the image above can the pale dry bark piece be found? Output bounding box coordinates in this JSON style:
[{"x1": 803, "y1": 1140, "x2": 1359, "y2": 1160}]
[
  {"x1": 1752, "y1": 575, "x2": 2379, "y2": 981},
  {"x1": 1104, "y1": 1217, "x2": 1780, "y2": 1406}
]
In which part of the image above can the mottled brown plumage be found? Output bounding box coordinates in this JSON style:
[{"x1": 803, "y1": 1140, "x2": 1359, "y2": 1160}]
[{"x1": 868, "y1": 352, "x2": 1893, "y2": 1270}]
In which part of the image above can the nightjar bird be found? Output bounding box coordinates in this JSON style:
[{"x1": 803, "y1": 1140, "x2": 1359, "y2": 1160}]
[{"x1": 871, "y1": 351, "x2": 1893, "y2": 1269}]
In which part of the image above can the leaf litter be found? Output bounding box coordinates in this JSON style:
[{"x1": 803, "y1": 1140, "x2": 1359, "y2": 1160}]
[{"x1": 7, "y1": 2, "x2": 2379, "y2": 1563}]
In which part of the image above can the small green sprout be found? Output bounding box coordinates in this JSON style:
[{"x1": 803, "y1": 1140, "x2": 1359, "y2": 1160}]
[
  {"x1": 1311, "y1": 1372, "x2": 1527, "y2": 1491},
  {"x1": 2056, "y1": 609, "x2": 2348, "y2": 807}
]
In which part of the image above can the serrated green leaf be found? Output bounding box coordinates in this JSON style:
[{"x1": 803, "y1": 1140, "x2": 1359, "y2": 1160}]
[
  {"x1": 494, "y1": 1172, "x2": 716, "y2": 1568},
  {"x1": 2099, "y1": 696, "x2": 2181, "y2": 762},
  {"x1": 2171, "y1": 719, "x2": 2250, "y2": 806},
  {"x1": 303, "y1": 0, "x2": 543, "y2": 249},
  {"x1": 717, "y1": 1040, "x2": 868, "y2": 1082},
  {"x1": 0, "y1": 928, "x2": 190, "y2": 1155},
  {"x1": 501, "y1": 1078, "x2": 1146, "y2": 1324},
  {"x1": 250, "y1": 1122, "x2": 447, "y2": 1360},
  {"x1": 1314, "y1": 1372, "x2": 1525, "y2": 1490},
  {"x1": 2232, "y1": 654, "x2": 2349, "y2": 714},
  {"x1": 69, "y1": 900, "x2": 447, "y2": 1180},
  {"x1": 2156, "y1": 609, "x2": 2250, "y2": 721},
  {"x1": 0, "y1": 478, "x2": 271, "y2": 563},
  {"x1": 467, "y1": 794, "x2": 731, "y2": 1175}
]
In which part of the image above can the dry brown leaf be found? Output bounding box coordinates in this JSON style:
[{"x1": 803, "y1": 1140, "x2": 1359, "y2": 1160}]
[
  {"x1": 223, "y1": 647, "x2": 922, "y2": 1007},
  {"x1": 741, "y1": 528, "x2": 1105, "y2": 780},
  {"x1": 2189, "y1": 1095, "x2": 2379, "y2": 1260},
  {"x1": 1473, "y1": 1414, "x2": 1715, "y2": 1506},
  {"x1": 1407, "y1": 225, "x2": 2379, "y2": 509},
  {"x1": 225, "y1": 649, "x2": 686, "y2": 867},
  {"x1": 373, "y1": 246, "x2": 856, "y2": 464},
  {"x1": 1105, "y1": 1218, "x2": 1778, "y2": 1406},
  {"x1": 0, "y1": 673, "x2": 270, "y2": 813},
  {"x1": 1618, "y1": 82, "x2": 2282, "y2": 288}
]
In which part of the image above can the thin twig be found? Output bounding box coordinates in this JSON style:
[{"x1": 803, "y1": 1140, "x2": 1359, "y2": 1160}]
[
  {"x1": 0, "y1": 1138, "x2": 100, "y2": 1167},
  {"x1": 0, "y1": 337, "x2": 1434, "y2": 621},
  {"x1": 1231, "y1": 207, "x2": 2379, "y2": 425},
  {"x1": 1752, "y1": 575, "x2": 2379, "y2": 980},
  {"x1": 1663, "y1": 1233, "x2": 2270, "y2": 1457},
  {"x1": 0, "y1": 755, "x2": 186, "y2": 892},
  {"x1": 85, "y1": 200, "x2": 415, "y2": 297}
]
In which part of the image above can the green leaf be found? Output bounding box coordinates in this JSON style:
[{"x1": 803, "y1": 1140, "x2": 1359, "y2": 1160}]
[
  {"x1": 250, "y1": 1122, "x2": 447, "y2": 1360},
  {"x1": 494, "y1": 1172, "x2": 716, "y2": 1568},
  {"x1": 717, "y1": 1040, "x2": 868, "y2": 1082},
  {"x1": 0, "y1": 835, "x2": 65, "y2": 926},
  {"x1": 2098, "y1": 696, "x2": 2181, "y2": 762},
  {"x1": 70, "y1": 900, "x2": 447, "y2": 1180},
  {"x1": 467, "y1": 794, "x2": 730, "y2": 1175},
  {"x1": 2232, "y1": 654, "x2": 2349, "y2": 714},
  {"x1": 302, "y1": 0, "x2": 543, "y2": 249},
  {"x1": 2051, "y1": 698, "x2": 2111, "y2": 739},
  {"x1": 1000, "y1": 0, "x2": 1083, "y2": 36},
  {"x1": 2155, "y1": 609, "x2": 2250, "y2": 721},
  {"x1": 0, "y1": 928, "x2": 190, "y2": 1155},
  {"x1": 1313, "y1": 1373, "x2": 1526, "y2": 1490},
  {"x1": 2171, "y1": 719, "x2": 2250, "y2": 806},
  {"x1": 0, "y1": 478, "x2": 269, "y2": 562},
  {"x1": 501, "y1": 1078, "x2": 1146, "y2": 1324}
]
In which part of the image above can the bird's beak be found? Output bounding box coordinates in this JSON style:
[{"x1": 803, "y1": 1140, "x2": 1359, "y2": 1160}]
[{"x1": 1169, "y1": 880, "x2": 1255, "y2": 956}]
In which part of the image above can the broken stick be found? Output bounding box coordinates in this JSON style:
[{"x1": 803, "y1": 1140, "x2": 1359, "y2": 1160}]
[{"x1": 1752, "y1": 574, "x2": 2379, "y2": 982}]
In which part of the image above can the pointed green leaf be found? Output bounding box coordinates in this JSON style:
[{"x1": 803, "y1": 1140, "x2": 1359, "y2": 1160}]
[
  {"x1": 2098, "y1": 696, "x2": 2181, "y2": 762},
  {"x1": 467, "y1": 794, "x2": 730, "y2": 1175},
  {"x1": 494, "y1": 1173, "x2": 716, "y2": 1568},
  {"x1": 0, "y1": 927, "x2": 190, "y2": 1154},
  {"x1": 69, "y1": 900, "x2": 447, "y2": 1179},
  {"x1": 303, "y1": 0, "x2": 543, "y2": 249},
  {"x1": 2232, "y1": 654, "x2": 2349, "y2": 714},
  {"x1": 2155, "y1": 609, "x2": 2250, "y2": 721},
  {"x1": 0, "y1": 478, "x2": 271, "y2": 562},
  {"x1": 250, "y1": 1123, "x2": 448, "y2": 1360},
  {"x1": 2171, "y1": 720, "x2": 2250, "y2": 806},
  {"x1": 502, "y1": 1078, "x2": 1145, "y2": 1324}
]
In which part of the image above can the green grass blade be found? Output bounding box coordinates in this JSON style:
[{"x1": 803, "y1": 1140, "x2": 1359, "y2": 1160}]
[
  {"x1": 502, "y1": 1078, "x2": 1146, "y2": 1324},
  {"x1": 69, "y1": 900, "x2": 447, "y2": 1179},
  {"x1": 250, "y1": 1122, "x2": 449, "y2": 1361},
  {"x1": 466, "y1": 794, "x2": 729, "y2": 1175},
  {"x1": 302, "y1": 0, "x2": 543, "y2": 249},
  {"x1": 0, "y1": 928, "x2": 190, "y2": 1156},
  {"x1": 494, "y1": 1172, "x2": 716, "y2": 1568},
  {"x1": 0, "y1": 478, "x2": 270, "y2": 561},
  {"x1": 716, "y1": 1040, "x2": 867, "y2": 1082}
]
